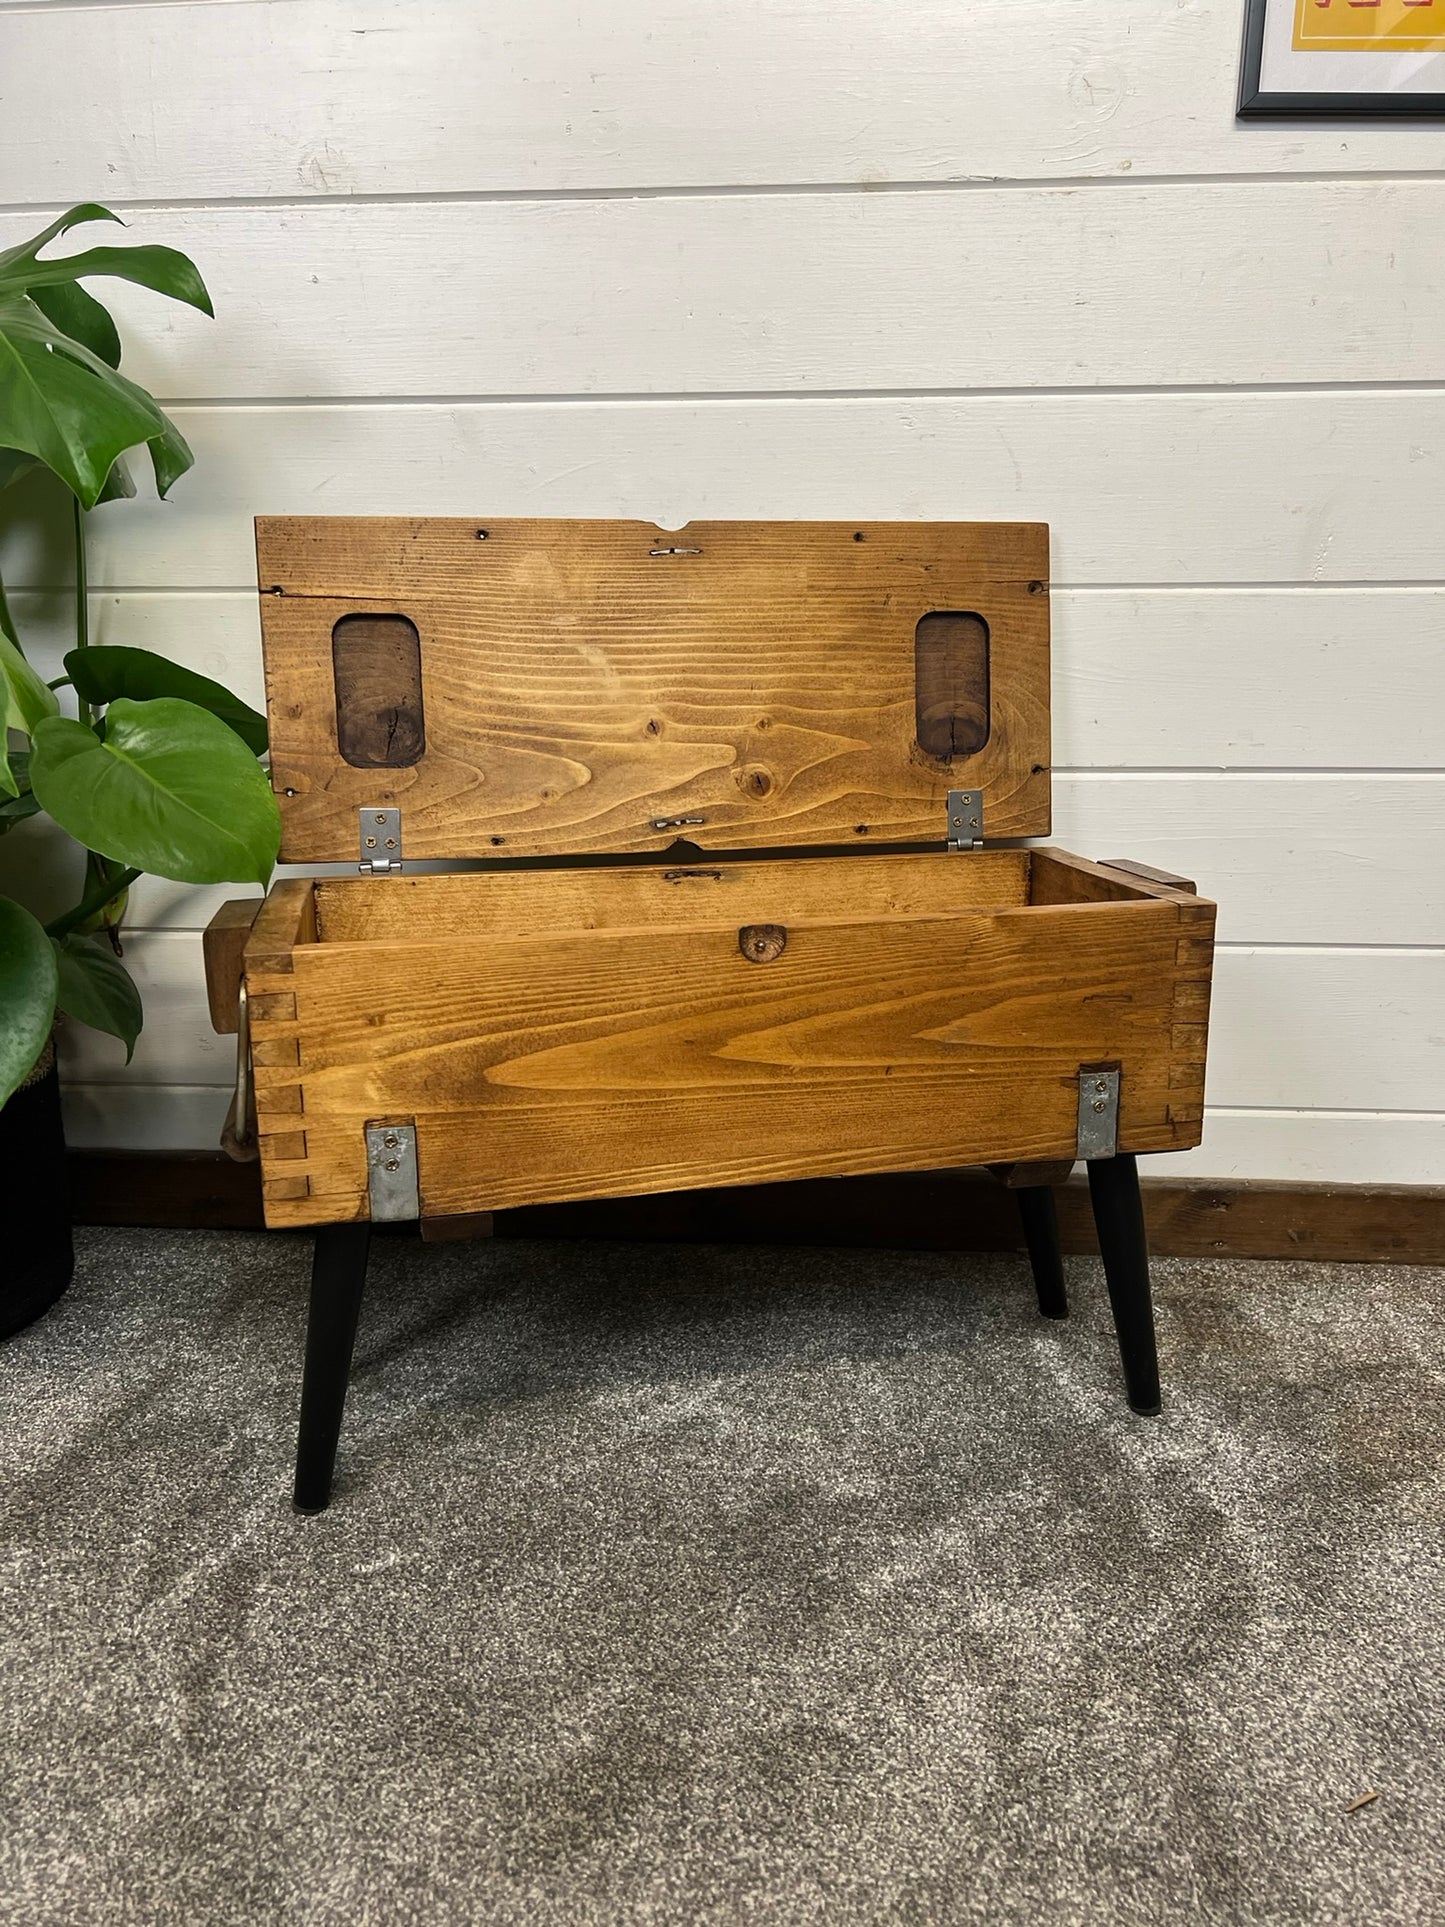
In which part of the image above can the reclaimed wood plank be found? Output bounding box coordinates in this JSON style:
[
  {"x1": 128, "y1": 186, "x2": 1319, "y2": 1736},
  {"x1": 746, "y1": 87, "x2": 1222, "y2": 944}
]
[
  {"x1": 256, "y1": 518, "x2": 1052, "y2": 860},
  {"x1": 258, "y1": 896, "x2": 1191, "y2": 1225}
]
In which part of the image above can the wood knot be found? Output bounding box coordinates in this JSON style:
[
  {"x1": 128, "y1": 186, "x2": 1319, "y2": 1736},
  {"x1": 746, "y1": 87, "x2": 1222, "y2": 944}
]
[
  {"x1": 738, "y1": 923, "x2": 787, "y2": 964},
  {"x1": 736, "y1": 764, "x2": 774, "y2": 800}
]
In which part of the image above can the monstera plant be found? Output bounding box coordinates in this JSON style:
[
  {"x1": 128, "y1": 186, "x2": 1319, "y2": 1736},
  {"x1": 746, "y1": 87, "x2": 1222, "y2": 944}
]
[{"x1": 0, "y1": 204, "x2": 279, "y2": 1119}]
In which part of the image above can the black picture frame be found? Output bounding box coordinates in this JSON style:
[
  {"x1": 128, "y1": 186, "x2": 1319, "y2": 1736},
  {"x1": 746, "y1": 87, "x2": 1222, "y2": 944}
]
[{"x1": 1238, "y1": 0, "x2": 1445, "y2": 117}]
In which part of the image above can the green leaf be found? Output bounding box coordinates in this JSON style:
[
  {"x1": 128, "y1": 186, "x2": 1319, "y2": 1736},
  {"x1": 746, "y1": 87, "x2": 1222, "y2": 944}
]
[
  {"x1": 0, "y1": 632, "x2": 59, "y2": 732},
  {"x1": 52, "y1": 932, "x2": 142, "y2": 1061},
  {"x1": 30, "y1": 696, "x2": 280, "y2": 885},
  {"x1": 0, "y1": 750, "x2": 39, "y2": 835},
  {"x1": 0, "y1": 293, "x2": 165, "y2": 505},
  {"x1": 0, "y1": 629, "x2": 60, "y2": 796},
  {"x1": 0, "y1": 205, "x2": 209, "y2": 505},
  {"x1": 30, "y1": 278, "x2": 122, "y2": 367},
  {"x1": 107, "y1": 370, "x2": 194, "y2": 496},
  {"x1": 11, "y1": 245, "x2": 212, "y2": 319},
  {"x1": 95, "y1": 454, "x2": 137, "y2": 503},
  {"x1": 51, "y1": 338, "x2": 195, "y2": 496},
  {"x1": 0, "y1": 448, "x2": 38, "y2": 493},
  {"x1": 0, "y1": 788, "x2": 41, "y2": 835},
  {"x1": 0, "y1": 205, "x2": 123, "y2": 281},
  {"x1": 0, "y1": 894, "x2": 59, "y2": 1108},
  {"x1": 0, "y1": 572, "x2": 19, "y2": 645},
  {"x1": 64, "y1": 646, "x2": 268, "y2": 755}
]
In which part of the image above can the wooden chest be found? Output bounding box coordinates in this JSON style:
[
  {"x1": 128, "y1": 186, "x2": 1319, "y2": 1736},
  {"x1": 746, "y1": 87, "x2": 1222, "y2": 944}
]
[{"x1": 207, "y1": 517, "x2": 1215, "y2": 1507}]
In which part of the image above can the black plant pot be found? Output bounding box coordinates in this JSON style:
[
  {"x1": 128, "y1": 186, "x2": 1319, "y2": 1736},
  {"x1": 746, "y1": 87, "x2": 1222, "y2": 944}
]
[{"x1": 2, "y1": 1040, "x2": 74, "y2": 1340}]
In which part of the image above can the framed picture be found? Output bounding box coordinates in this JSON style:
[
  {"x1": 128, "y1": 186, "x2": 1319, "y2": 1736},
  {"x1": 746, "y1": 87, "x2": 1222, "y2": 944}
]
[{"x1": 1239, "y1": 0, "x2": 1445, "y2": 115}]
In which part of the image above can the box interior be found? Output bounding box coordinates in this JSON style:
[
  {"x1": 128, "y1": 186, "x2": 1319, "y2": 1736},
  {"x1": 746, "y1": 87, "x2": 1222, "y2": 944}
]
[{"x1": 309, "y1": 848, "x2": 1160, "y2": 948}]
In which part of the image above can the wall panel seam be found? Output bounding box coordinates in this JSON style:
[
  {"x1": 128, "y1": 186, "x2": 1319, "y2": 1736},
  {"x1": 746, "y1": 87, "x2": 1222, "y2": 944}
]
[{"x1": 9, "y1": 170, "x2": 1445, "y2": 215}]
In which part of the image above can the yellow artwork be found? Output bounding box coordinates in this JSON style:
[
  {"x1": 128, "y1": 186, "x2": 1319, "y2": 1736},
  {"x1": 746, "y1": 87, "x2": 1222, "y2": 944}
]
[{"x1": 1295, "y1": 0, "x2": 1445, "y2": 51}]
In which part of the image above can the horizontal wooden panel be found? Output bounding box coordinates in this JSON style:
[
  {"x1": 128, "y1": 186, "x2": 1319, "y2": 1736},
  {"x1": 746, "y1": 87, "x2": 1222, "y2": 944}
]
[
  {"x1": 5, "y1": 393, "x2": 1440, "y2": 593},
  {"x1": 312, "y1": 852, "x2": 1036, "y2": 946},
  {"x1": 249, "y1": 899, "x2": 1195, "y2": 1222},
  {"x1": 1051, "y1": 777, "x2": 1445, "y2": 948},
  {"x1": 1207, "y1": 948, "x2": 1445, "y2": 1115},
  {"x1": 4, "y1": 182, "x2": 1441, "y2": 400},
  {"x1": 7, "y1": 0, "x2": 1445, "y2": 203},
  {"x1": 1053, "y1": 589, "x2": 1445, "y2": 770},
  {"x1": 257, "y1": 517, "x2": 1051, "y2": 858},
  {"x1": 58, "y1": 1081, "x2": 1445, "y2": 1188},
  {"x1": 1147, "y1": 1111, "x2": 1445, "y2": 1189},
  {"x1": 55, "y1": 933, "x2": 1443, "y2": 1129},
  {"x1": 11, "y1": 586, "x2": 1443, "y2": 773}
]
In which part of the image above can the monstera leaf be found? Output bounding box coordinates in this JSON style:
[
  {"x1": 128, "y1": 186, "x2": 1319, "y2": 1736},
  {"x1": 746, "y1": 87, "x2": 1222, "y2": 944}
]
[
  {"x1": 0, "y1": 204, "x2": 210, "y2": 506},
  {"x1": 29, "y1": 698, "x2": 280, "y2": 886}
]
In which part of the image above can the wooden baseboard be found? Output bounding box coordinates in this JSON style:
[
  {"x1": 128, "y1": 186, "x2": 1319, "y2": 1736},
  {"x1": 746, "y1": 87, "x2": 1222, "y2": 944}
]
[{"x1": 66, "y1": 1153, "x2": 1445, "y2": 1265}]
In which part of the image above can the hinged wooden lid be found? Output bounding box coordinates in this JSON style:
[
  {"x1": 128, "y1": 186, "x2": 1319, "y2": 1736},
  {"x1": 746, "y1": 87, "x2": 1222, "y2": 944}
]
[{"x1": 256, "y1": 517, "x2": 1050, "y2": 863}]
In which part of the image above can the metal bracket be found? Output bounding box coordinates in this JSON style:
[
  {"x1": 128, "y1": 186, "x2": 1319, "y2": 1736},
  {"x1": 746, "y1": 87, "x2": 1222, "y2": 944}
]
[
  {"x1": 366, "y1": 1122, "x2": 420, "y2": 1221},
  {"x1": 1077, "y1": 1067, "x2": 1120, "y2": 1160},
  {"x1": 358, "y1": 807, "x2": 402, "y2": 873},
  {"x1": 946, "y1": 789, "x2": 983, "y2": 851},
  {"x1": 219, "y1": 980, "x2": 258, "y2": 1163}
]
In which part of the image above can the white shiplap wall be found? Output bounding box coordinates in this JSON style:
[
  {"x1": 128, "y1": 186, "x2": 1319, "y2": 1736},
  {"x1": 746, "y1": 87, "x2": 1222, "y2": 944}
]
[{"x1": 0, "y1": 0, "x2": 1441, "y2": 1185}]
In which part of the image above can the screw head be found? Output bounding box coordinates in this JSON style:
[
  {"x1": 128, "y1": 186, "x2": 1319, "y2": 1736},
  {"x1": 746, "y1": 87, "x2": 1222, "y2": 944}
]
[
  {"x1": 384, "y1": 1157, "x2": 401, "y2": 1173},
  {"x1": 1093, "y1": 1099, "x2": 1107, "y2": 1113}
]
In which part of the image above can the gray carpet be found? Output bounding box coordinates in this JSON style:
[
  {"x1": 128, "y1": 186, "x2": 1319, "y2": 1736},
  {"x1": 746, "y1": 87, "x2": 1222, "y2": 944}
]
[{"x1": 1, "y1": 1229, "x2": 1442, "y2": 1926}]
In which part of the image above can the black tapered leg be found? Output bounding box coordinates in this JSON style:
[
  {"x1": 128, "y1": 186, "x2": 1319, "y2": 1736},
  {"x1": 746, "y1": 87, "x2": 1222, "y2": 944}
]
[
  {"x1": 294, "y1": 1223, "x2": 372, "y2": 1513},
  {"x1": 1086, "y1": 1154, "x2": 1161, "y2": 1416},
  {"x1": 1016, "y1": 1186, "x2": 1068, "y2": 1319}
]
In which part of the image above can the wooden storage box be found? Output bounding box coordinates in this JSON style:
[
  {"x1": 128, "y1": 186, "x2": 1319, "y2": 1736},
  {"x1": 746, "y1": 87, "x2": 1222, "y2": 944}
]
[{"x1": 208, "y1": 517, "x2": 1215, "y2": 1506}]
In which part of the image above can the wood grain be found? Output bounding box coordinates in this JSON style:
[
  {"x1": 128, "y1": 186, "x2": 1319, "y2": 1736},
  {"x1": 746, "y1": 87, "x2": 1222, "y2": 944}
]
[
  {"x1": 331, "y1": 613, "x2": 426, "y2": 768},
  {"x1": 201, "y1": 900, "x2": 259, "y2": 1035},
  {"x1": 314, "y1": 851, "x2": 1034, "y2": 944},
  {"x1": 244, "y1": 876, "x2": 1209, "y2": 1227},
  {"x1": 54, "y1": 1080, "x2": 1445, "y2": 1189},
  {"x1": 256, "y1": 518, "x2": 1052, "y2": 861},
  {"x1": 19, "y1": 584, "x2": 1441, "y2": 776}
]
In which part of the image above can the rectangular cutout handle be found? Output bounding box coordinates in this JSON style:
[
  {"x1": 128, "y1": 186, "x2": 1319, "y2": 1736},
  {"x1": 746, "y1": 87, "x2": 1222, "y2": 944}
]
[
  {"x1": 915, "y1": 611, "x2": 990, "y2": 761},
  {"x1": 332, "y1": 613, "x2": 425, "y2": 768}
]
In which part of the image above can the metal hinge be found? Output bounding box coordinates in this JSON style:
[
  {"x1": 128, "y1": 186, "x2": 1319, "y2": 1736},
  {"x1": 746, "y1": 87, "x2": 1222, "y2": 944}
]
[
  {"x1": 366, "y1": 1122, "x2": 419, "y2": 1221},
  {"x1": 1076, "y1": 1066, "x2": 1120, "y2": 1160},
  {"x1": 946, "y1": 790, "x2": 983, "y2": 851},
  {"x1": 358, "y1": 807, "x2": 402, "y2": 873}
]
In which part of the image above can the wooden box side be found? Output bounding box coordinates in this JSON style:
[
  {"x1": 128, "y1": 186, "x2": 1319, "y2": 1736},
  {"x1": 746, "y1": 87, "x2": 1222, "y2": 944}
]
[
  {"x1": 251, "y1": 884, "x2": 1202, "y2": 1230},
  {"x1": 1032, "y1": 848, "x2": 1216, "y2": 1151},
  {"x1": 255, "y1": 517, "x2": 1051, "y2": 864},
  {"x1": 241, "y1": 882, "x2": 335, "y2": 1220}
]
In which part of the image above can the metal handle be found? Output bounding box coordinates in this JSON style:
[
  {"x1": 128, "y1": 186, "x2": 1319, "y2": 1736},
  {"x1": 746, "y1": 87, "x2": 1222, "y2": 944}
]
[{"x1": 220, "y1": 979, "x2": 259, "y2": 1162}]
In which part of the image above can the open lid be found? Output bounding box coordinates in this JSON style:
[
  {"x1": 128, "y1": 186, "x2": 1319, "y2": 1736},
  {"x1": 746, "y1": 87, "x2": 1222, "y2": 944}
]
[{"x1": 256, "y1": 517, "x2": 1051, "y2": 863}]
